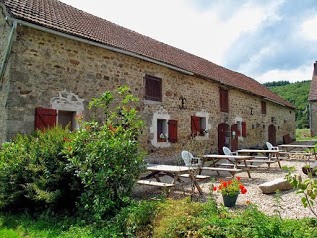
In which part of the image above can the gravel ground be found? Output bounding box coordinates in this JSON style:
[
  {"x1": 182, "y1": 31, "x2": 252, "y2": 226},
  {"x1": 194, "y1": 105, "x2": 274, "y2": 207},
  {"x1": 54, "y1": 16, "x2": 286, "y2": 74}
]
[{"x1": 134, "y1": 158, "x2": 317, "y2": 219}]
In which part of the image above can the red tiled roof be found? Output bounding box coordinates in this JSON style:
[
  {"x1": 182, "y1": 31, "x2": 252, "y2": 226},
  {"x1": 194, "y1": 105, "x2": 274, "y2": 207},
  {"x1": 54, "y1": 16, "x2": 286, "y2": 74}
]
[{"x1": 2, "y1": 0, "x2": 294, "y2": 108}]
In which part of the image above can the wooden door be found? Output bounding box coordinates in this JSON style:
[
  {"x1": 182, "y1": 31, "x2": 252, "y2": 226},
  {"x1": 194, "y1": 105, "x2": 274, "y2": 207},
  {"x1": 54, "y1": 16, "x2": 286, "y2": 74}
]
[
  {"x1": 218, "y1": 123, "x2": 230, "y2": 154},
  {"x1": 231, "y1": 124, "x2": 239, "y2": 151},
  {"x1": 268, "y1": 124, "x2": 276, "y2": 145}
]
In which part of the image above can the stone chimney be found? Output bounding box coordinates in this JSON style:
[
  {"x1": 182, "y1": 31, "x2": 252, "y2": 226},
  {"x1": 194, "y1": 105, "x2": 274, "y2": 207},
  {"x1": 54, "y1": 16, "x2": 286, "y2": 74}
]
[{"x1": 314, "y1": 61, "x2": 317, "y2": 76}]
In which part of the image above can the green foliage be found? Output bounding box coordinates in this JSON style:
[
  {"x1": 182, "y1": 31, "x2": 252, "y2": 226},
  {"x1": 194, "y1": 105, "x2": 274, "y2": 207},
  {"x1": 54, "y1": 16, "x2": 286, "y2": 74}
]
[
  {"x1": 1, "y1": 198, "x2": 317, "y2": 237},
  {"x1": 151, "y1": 198, "x2": 317, "y2": 238},
  {"x1": 263, "y1": 80, "x2": 291, "y2": 87},
  {"x1": 285, "y1": 170, "x2": 317, "y2": 217},
  {"x1": 64, "y1": 86, "x2": 145, "y2": 221},
  {"x1": 296, "y1": 129, "x2": 314, "y2": 140},
  {"x1": 268, "y1": 80, "x2": 311, "y2": 129},
  {"x1": 0, "y1": 127, "x2": 77, "y2": 212}
]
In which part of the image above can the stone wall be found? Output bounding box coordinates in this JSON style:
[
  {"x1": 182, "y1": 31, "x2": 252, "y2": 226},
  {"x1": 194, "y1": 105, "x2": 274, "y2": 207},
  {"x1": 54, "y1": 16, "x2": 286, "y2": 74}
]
[
  {"x1": 1, "y1": 24, "x2": 296, "y2": 162},
  {"x1": 0, "y1": 13, "x2": 14, "y2": 143},
  {"x1": 310, "y1": 101, "x2": 317, "y2": 136}
]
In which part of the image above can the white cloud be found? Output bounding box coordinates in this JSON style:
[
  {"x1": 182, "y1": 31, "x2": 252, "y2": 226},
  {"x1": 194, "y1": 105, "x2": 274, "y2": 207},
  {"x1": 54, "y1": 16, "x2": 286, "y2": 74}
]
[
  {"x1": 255, "y1": 65, "x2": 312, "y2": 83},
  {"x1": 59, "y1": 0, "x2": 281, "y2": 65},
  {"x1": 301, "y1": 15, "x2": 317, "y2": 41},
  {"x1": 237, "y1": 42, "x2": 279, "y2": 75}
]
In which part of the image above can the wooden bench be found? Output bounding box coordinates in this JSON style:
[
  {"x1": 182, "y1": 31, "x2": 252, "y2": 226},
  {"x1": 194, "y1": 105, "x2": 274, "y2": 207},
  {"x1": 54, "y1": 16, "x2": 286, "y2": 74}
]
[
  {"x1": 200, "y1": 166, "x2": 243, "y2": 177},
  {"x1": 282, "y1": 151, "x2": 314, "y2": 160},
  {"x1": 137, "y1": 180, "x2": 175, "y2": 187},
  {"x1": 215, "y1": 162, "x2": 259, "y2": 168},
  {"x1": 245, "y1": 159, "x2": 279, "y2": 168},
  {"x1": 179, "y1": 174, "x2": 210, "y2": 180}
]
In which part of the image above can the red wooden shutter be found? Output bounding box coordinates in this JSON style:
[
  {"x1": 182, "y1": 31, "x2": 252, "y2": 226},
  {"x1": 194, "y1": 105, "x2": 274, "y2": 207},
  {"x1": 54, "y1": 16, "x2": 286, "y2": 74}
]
[
  {"x1": 145, "y1": 75, "x2": 162, "y2": 101},
  {"x1": 261, "y1": 101, "x2": 266, "y2": 114},
  {"x1": 191, "y1": 116, "x2": 200, "y2": 135},
  {"x1": 168, "y1": 120, "x2": 178, "y2": 143},
  {"x1": 242, "y1": 121, "x2": 247, "y2": 137},
  {"x1": 219, "y1": 88, "x2": 229, "y2": 112},
  {"x1": 35, "y1": 108, "x2": 57, "y2": 131}
]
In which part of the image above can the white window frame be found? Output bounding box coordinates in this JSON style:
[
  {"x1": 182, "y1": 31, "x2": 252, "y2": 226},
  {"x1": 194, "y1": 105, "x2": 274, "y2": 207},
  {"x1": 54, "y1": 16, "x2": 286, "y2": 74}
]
[
  {"x1": 150, "y1": 106, "x2": 171, "y2": 148},
  {"x1": 194, "y1": 110, "x2": 211, "y2": 141},
  {"x1": 50, "y1": 90, "x2": 84, "y2": 130}
]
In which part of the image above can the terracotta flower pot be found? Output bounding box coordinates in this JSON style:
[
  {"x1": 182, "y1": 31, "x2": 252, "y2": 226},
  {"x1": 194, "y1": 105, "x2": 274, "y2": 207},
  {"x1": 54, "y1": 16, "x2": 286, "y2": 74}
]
[{"x1": 222, "y1": 194, "x2": 239, "y2": 207}]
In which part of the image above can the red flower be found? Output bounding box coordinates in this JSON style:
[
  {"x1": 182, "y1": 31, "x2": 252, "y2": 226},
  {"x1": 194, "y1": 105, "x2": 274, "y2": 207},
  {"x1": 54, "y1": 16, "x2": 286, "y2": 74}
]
[{"x1": 213, "y1": 177, "x2": 247, "y2": 196}]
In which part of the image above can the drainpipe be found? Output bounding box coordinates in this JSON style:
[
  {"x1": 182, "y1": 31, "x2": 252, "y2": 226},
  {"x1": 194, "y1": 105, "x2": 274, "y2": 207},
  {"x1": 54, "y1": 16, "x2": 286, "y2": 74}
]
[{"x1": 0, "y1": 19, "x2": 17, "y2": 88}]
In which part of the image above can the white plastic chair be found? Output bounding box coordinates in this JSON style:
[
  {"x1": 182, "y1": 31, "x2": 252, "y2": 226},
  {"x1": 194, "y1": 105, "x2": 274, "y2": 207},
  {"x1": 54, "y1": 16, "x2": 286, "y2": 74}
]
[
  {"x1": 266, "y1": 142, "x2": 278, "y2": 150},
  {"x1": 222, "y1": 146, "x2": 238, "y2": 155},
  {"x1": 181, "y1": 150, "x2": 202, "y2": 167},
  {"x1": 222, "y1": 146, "x2": 237, "y2": 164}
]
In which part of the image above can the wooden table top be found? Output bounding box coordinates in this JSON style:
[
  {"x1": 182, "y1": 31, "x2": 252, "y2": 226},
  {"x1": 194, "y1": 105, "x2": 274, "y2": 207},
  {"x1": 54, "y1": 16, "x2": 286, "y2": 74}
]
[
  {"x1": 146, "y1": 164, "x2": 195, "y2": 172},
  {"x1": 278, "y1": 144, "x2": 316, "y2": 148},
  {"x1": 237, "y1": 149, "x2": 281, "y2": 153}
]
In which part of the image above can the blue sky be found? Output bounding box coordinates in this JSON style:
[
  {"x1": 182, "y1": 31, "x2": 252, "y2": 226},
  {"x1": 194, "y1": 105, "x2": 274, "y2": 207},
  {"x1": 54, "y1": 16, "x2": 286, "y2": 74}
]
[{"x1": 59, "y1": 0, "x2": 317, "y2": 84}]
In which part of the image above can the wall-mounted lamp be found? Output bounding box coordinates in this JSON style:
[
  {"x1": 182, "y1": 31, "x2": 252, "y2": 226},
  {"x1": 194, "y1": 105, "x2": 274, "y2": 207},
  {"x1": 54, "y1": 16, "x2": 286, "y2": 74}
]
[
  {"x1": 271, "y1": 117, "x2": 276, "y2": 124},
  {"x1": 179, "y1": 96, "x2": 187, "y2": 109},
  {"x1": 250, "y1": 107, "x2": 254, "y2": 115}
]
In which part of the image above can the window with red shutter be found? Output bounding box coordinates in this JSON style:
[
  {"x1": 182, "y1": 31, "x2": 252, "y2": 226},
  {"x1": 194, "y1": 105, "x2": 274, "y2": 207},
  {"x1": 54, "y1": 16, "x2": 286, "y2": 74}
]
[
  {"x1": 35, "y1": 107, "x2": 57, "y2": 131},
  {"x1": 168, "y1": 120, "x2": 177, "y2": 143},
  {"x1": 145, "y1": 75, "x2": 162, "y2": 101},
  {"x1": 191, "y1": 116, "x2": 200, "y2": 136},
  {"x1": 242, "y1": 121, "x2": 247, "y2": 137},
  {"x1": 261, "y1": 101, "x2": 266, "y2": 114},
  {"x1": 219, "y1": 88, "x2": 229, "y2": 112}
]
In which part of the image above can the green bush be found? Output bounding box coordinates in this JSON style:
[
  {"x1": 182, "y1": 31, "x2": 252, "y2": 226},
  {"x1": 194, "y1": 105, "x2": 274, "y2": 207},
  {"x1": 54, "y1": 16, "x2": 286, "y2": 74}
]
[
  {"x1": 0, "y1": 86, "x2": 145, "y2": 221},
  {"x1": 64, "y1": 86, "x2": 145, "y2": 221},
  {"x1": 0, "y1": 126, "x2": 77, "y2": 212}
]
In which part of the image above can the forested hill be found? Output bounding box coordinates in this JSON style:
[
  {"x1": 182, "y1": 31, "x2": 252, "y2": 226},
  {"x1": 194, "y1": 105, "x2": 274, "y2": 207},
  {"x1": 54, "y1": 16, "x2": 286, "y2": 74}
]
[{"x1": 264, "y1": 80, "x2": 311, "y2": 129}]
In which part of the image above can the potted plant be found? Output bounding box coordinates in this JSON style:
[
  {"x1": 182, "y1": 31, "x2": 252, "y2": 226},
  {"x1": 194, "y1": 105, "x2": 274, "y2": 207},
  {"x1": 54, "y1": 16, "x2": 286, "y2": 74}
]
[
  {"x1": 157, "y1": 133, "x2": 167, "y2": 142},
  {"x1": 213, "y1": 176, "x2": 247, "y2": 207}
]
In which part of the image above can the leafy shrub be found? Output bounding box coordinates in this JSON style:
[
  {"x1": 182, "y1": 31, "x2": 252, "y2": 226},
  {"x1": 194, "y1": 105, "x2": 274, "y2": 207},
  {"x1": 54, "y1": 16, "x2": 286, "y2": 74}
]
[
  {"x1": 64, "y1": 86, "x2": 145, "y2": 221},
  {"x1": 0, "y1": 86, "x2": 145, "y2": 221},
  {"x1": 151, "y1": 198, "x2": 317, "y2": 238},
  {"x1": 0, "y1": 126, "x2": 77, "y2": 212}
]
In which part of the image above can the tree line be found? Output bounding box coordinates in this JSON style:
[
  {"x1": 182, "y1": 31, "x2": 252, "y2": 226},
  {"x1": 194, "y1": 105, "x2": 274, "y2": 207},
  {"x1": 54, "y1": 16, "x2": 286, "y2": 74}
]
[{"x1": 265, "y1": 80, "x2": 311, "y2": 129}]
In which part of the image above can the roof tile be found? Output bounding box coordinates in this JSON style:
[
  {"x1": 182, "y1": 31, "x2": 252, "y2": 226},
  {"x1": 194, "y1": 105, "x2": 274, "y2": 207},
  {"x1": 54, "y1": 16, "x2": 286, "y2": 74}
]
[{"x1": 3, "y1": 0, "x2": 294, "y2": 108}]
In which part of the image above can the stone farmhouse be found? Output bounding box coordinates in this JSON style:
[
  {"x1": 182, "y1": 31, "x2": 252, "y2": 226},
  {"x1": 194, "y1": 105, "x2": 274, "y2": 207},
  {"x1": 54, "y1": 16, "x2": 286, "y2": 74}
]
[
  {"x1": 309, "y1": 62, "x2": 317, "y2": 136},
  {"x1": 0, "y1": 0, "x2": 295, "y2": 162}
]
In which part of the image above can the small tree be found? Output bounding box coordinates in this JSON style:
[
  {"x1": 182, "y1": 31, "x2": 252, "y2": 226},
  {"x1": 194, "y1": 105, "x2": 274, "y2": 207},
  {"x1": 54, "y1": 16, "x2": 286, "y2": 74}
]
[
  {"x1": 285, "y1": 166, "x2": 317, "y2": 217},
  {"x1": 64, "y1": 86, "x2": 145, "y2": 221}
]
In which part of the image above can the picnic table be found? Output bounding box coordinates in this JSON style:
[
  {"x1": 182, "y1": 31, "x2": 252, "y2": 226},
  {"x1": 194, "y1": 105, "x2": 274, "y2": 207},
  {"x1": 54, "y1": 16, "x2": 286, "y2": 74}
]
[
  {"x1": 137, "y1": 164, "x2": 204, "y2": 194},
  {"x1": 278, "y1": 144, "x2": 317, "y2": 160},
  {"x1": 200, "y1": 154, "x2": 255, "y2": 178},
  {"x1": 236, "y1": 149, "x2": 282, "y2": 168}
]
